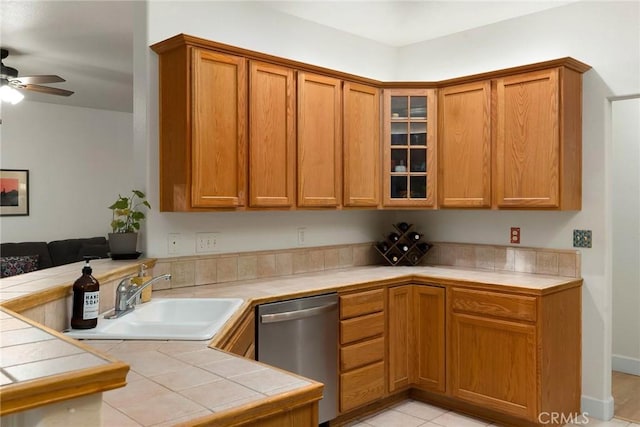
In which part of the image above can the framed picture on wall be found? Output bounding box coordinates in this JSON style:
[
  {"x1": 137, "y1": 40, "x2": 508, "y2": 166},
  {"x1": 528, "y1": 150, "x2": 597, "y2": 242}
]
[{"x1": 0, "y1": 169, "x2": 29, "y2": 216}]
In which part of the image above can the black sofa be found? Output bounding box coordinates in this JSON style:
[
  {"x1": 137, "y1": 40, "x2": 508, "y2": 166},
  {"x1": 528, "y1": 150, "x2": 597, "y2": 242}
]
[{"x1": 0, "y1": 237, "x2": 109, "y2": 277}]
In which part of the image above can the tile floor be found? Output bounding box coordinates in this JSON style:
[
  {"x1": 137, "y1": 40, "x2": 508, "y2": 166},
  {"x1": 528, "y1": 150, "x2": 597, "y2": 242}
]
[{"x1": 346, "y1": 399, "x2": 640, "y2": 427}]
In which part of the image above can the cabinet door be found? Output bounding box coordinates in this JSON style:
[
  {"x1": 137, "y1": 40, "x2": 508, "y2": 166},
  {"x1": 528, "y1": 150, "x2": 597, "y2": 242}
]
[
  {"x1": 439, "y1": 82, "x2": 491, "y2": 208},
  {"x1": 383, "y1": 89, "x2": 437, "y2": 207},
  {"x1": 387, "y1": 285, "x2": 412, "y2": 392},
  {"x1": 343, "y1": 82, "x2": 380, "y2": 207},
  {"x1": 450, "y1": 313, "x2": 537, "y2": 420},
  {"x1": 495, "y1": 68, "x2": 560, "y2": 208},
  {"x1": 297, "y1": 72, "x2": 342, "y2": 207},
  {"x1": 414, "y1": 285, "x2": 445, "y2": 393},
  {"x1": 249, "y1": 61, "x2": 296, "y2": 207},
  {"x1": 191, "y1": 48, "x2": 247, "y2": 208}
]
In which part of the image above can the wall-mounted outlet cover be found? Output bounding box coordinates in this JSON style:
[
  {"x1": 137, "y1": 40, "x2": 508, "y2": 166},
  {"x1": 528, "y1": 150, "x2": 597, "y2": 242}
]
[
  {"x1": 297, "y1": 227, "x2": 306, "y2": 246},
  {"x1": 510, "y1": 227, "x2": 521, "y2": 244},
  {"x1": 167, "y1": 233, "x2": 180, "y2": 254},
  {"x1": 196, "y1": 232, "x2": 219, "y2": 253},
  {"x1": 573, "y1": 230, "x2": 592, "y2": 248}
]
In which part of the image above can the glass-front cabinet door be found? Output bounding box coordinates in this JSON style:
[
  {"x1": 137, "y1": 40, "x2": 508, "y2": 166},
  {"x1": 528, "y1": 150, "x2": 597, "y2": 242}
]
[{"x1": 383, "y1": 89, "x2": 437, "y2": 207}]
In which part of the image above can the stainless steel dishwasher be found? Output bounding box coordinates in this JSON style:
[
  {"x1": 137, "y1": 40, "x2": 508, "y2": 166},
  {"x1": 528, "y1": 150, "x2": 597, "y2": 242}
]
[{"x1": 256, "y1": 293, "x2": 338, "y2": 424}]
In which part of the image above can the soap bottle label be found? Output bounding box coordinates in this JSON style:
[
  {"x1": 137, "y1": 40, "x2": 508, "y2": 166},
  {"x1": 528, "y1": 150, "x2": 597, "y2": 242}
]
[{"x1": 83, "y1": 291, "x2": 100, "y2": 320}]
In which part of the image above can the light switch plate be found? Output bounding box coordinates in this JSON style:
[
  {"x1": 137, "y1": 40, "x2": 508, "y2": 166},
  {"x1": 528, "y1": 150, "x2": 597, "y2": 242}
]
[{"x1": 573, "y1": 230, "x2": 592, "y2": 248}]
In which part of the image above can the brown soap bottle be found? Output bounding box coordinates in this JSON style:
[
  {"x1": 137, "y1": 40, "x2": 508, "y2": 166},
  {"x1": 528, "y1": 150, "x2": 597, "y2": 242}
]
[{"x1": 71, "y1": 259, "x2": 100, "y2": 329}]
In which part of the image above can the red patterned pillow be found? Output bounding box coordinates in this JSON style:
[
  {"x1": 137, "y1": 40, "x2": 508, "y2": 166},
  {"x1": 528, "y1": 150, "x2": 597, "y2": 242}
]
[{"x1": 0, "y1": 255, "x2": 39, "y2": 278}]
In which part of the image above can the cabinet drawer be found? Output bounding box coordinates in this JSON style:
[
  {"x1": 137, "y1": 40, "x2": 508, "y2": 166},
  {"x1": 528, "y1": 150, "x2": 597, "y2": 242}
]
[
  {"x1": 340, "y1": 312, "x2": 384, "y2": 345},
  {"x1": 340, "y1": 361, "x2": 385, "y2": 413},
  {"x1": 340, "y1": 337, "x2": 384, "y2": 372},
  {"x1": 451, "y1": 288, "x2": 537, "y2": 322},
  {"x1": 340, "y1": 289, "x2": 384, "y2": 319}
]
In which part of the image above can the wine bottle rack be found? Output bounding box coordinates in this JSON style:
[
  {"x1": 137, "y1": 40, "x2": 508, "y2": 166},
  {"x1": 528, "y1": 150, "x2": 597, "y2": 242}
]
[{"x1": 375, "y1": 222, "x2": 431, "y2": 266}]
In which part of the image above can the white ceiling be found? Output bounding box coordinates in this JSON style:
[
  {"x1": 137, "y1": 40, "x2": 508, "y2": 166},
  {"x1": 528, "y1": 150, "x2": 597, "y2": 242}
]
[{"x1": 0, "y1": 1, "x2": 572, "y2": 113}]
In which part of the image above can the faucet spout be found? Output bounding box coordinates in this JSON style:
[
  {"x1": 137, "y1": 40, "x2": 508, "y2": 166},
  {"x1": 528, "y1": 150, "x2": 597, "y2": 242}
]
[
  {"x1": 105, "y1": 273, "x2": 172, "y2": 319},
  {"x1": 125, "y1": 274, "x2": 171, "y2": 306}
]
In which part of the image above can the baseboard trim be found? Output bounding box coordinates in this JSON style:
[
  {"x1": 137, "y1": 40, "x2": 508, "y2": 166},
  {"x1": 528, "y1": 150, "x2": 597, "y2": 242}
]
[
  {"x1": 582, "y1": 394, "x2": 614, "y2": 421},
  {"x1": 612, "y1": 354, "x2": 640, "y2": 375}
]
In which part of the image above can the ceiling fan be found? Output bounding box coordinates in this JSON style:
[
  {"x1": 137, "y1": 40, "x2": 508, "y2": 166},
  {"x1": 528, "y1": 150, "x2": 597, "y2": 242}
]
[{"x1": 1, "y1": 48, "x2": 74, "y2": 103}]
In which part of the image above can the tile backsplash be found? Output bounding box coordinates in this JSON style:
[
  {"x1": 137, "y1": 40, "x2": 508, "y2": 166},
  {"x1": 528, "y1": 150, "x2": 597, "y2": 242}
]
[
  {"x1": 423, "y1": 242, "x2": 581, "y2": 278},
  {"x1": 153, "y1": 241, "x2": 581, "y2": 290},
  {"x1": 152, "y1": 243, "x2": 379, "y2": 290}
]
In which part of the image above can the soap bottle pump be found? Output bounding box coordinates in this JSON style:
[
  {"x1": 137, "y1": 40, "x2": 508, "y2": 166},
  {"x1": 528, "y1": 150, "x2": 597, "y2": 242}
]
[{"x1": 71, "y1": 258, "x2": 100, "y2": 329}]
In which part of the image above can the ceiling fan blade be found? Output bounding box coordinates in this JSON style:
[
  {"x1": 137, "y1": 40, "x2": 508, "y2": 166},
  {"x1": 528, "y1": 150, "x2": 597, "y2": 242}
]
[
  {"x1": 24, "y1": 84, "x2": 74, "y2": 97},
  {"x1": 11, "y1": 75, "x2": 65, "y2": 85}
]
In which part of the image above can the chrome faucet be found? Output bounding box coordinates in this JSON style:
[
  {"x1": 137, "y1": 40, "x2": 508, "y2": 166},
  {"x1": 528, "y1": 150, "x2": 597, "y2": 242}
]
[{"x1": 105, "y1": 274, "x2": 171, "y2": 319}]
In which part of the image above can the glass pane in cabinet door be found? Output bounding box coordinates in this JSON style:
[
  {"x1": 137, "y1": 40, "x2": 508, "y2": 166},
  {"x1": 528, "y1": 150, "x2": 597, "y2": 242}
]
[
  {"x1": 391, "y1": 96, "x2": 408, "y2": 118},
  {"x1": 391, "y1": 176, "x2": 408, "y2": 199},
  {"x1": 410, "y1": 149, "x2": 426, "y2": 172},
  {"x1": 410, "y1": 96, "x2": 427, "y2": 119},
  {"x1": 410, "y1": 176, "x2": 427, "y2": 198},
  {"x1": 391, "y1": 122, "x2": 408, "y2": 145},
  {"x1": 410, "y1": 122, "x2": 426, "y2": 145},
  {"x1": 391, "y1": 149, "x2": 408, "y2": 173}
]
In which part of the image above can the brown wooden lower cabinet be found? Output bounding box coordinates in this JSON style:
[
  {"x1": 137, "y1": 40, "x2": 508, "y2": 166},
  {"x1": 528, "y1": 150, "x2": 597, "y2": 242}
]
[
  {"x1": 338, "y1": 288, "x2": 386, "y2": 413},
  {"x1": 217, "y1": 308, "x2": 255, "y2": 359},
  {"x1": 450, "y1": 312, "x2": 537, "y2": 419},
  {"x1": 447, "y1": 285, "x2": 581, "y2": 425},
  {"x1": 217, "y1": 280, "x2": 580, "y2": 427},
  {"x1": 388, "y1": 284, "x2": 446, "y2": 393}
]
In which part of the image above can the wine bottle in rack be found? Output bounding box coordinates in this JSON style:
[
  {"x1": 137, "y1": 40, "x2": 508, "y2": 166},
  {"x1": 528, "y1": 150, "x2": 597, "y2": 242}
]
[
  {"x1": 387, "y1": 251, "x2": 401, "y2": 264},
  {"x1": 376, "y1": 241, "x2": 390, "y2": 253},
  {"x1": 417, "y1": 242, "x2": 431, "y2": 253},
  {"x1": 407, "y1": 231, "x2": 421, "y2": 241},
  {"x1": 388, "y1": 232, "x2": 400, "y2": 242},
  {"x1": 398, "y1": 241, "x2": 410, "y2": 252},
  {"x1": 396, "y1": 222, "x2": 410, "y2": 232},
  {"x1": 408, "y1": 250, "x2": 421, "y2": 265}
]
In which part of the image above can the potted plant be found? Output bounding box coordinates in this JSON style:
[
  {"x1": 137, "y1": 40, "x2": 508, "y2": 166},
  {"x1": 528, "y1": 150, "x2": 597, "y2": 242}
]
[{"x1": 108, "y1": 190, "x2": 151, "y2": 256}]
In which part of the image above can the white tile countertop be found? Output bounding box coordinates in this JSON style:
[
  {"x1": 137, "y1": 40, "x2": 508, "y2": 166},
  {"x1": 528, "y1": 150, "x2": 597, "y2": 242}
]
[{"x1": 153, "y1": 265, "x2": 582, "y2": 304}]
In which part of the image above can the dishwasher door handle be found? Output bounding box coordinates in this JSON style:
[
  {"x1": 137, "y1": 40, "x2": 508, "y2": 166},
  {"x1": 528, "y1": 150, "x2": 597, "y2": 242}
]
[{"x1": 260, "y1": 302, "x2": 338, "y2": 324}]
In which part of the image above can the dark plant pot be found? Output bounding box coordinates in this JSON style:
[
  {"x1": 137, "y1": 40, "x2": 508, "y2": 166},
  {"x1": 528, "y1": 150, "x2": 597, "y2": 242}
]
[{"x1": 108, "y1": 232, "x2": 138, "y2": 255}]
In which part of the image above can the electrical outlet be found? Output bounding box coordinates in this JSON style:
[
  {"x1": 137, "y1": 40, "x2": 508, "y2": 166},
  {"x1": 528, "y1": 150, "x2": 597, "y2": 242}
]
[
  {"x1": 510, "y1": 227, "x2": 521, "y2": 244},
  {"x1": 297, "y1": 228, "x2": 306, "y2": 246},
  {"x1": 196, "y1": 232, "x2": 219, "y2": 253},
  {"x1": 167, "y1": 233, "x2": 180, "y2": 254},
  {"x1": 573, "y1": 230, "x2": 592, "y2": 248}
]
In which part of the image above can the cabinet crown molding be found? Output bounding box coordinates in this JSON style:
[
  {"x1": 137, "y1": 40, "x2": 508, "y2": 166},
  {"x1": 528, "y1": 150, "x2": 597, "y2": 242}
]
[{"x1": 151, "y1": 33, "x2": 591, "y2": 88}]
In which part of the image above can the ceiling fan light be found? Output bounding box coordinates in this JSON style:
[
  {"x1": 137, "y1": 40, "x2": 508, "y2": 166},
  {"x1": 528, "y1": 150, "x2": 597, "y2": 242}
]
[{"x1": 0, "y1": 85, "x2": 24, "y2": 104}]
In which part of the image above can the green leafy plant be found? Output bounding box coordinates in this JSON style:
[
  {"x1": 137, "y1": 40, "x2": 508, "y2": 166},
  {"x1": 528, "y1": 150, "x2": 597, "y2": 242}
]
[{"x1": 109, "y1": 190, "x2": 151, "y2": 233}]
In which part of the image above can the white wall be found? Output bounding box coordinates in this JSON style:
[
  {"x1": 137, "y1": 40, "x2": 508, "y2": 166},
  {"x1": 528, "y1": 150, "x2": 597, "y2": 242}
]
[
  {"x1": 612, "y1": 97, "x2": 640, "y2": 375},
  {"x1": 139, "y1": 1, "x2": 396, "y2": 258},
  {"x1": 0, "y1": 101, "x2": 135, "y2": 243},
  {"x1": 393, "y1": 1, "x2": 640, "y2": 420}
]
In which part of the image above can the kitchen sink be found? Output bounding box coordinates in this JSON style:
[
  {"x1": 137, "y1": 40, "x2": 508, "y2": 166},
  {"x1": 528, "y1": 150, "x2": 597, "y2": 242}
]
[{"x1": 64, "y1": 298, "x2": 244, "y2": 341}]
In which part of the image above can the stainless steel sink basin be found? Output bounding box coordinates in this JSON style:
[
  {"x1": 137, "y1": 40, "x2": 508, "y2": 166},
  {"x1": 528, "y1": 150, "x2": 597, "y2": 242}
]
[{"x1": 64, "y1": 298, "x2": 243, "y2": 340}]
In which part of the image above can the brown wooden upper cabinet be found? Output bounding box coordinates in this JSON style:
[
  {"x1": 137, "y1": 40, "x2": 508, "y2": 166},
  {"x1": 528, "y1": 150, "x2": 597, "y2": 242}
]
[
  {"x1": 495, "y1": 67, "x2": 582, "y2": 209},
  {"x1": 156, "y1": 45, "x2": 248, "y2": 211},
  {"x1": 297, "y1": 72, "x2": 342, "y2": 208},
  {"x1": 439, "y1": 66, "x2": 585, "y2": 210},
  {"x1": 343, "y1": 82, "x2": 380, "y2": 207},
  {"x1": 249, "y1": 61, "x2": 296, "y2": 208},
  {"x1": 153, "y1": 34, "x2": 590, "y2": 212},
  {"x1": 438, "y1": 81, "x2": 492, "y2": 208},
  {"x1": 383, "y1": 89, "x2": 437, "y2": 208}
]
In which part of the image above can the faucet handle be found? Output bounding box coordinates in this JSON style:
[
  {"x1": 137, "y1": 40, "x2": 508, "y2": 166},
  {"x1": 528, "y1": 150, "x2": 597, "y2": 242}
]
[{"x1": 138, "y1": 263, "x2": 147, "y2": 276}]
